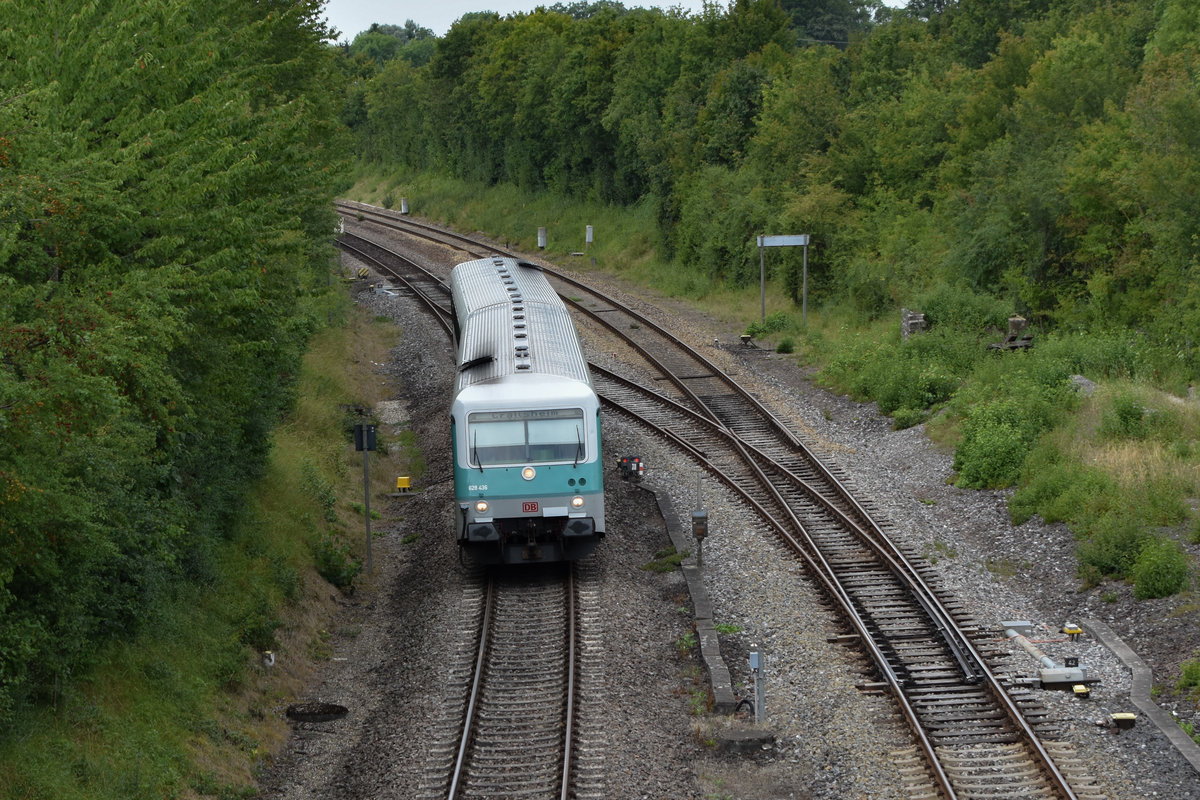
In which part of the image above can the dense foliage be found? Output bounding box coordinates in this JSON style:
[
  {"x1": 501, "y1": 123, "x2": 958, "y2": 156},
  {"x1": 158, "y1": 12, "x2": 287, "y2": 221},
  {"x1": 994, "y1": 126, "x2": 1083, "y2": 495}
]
[
  {"x1": 346, "y1": 0, "x2": 1198, "y2": 597},
  {"x1": 349, "y1": 0, "x2": 1200, "y2": 358},
  {"x1": 0, "y1": 0, "x2": 347, "y2": 724}
]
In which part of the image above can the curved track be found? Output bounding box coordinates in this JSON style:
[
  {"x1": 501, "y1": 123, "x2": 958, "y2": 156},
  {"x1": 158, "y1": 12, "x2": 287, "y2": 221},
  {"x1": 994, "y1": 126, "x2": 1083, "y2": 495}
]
[{"x1": 336, "y1": 203, "x2": 1104, "y2": 800}]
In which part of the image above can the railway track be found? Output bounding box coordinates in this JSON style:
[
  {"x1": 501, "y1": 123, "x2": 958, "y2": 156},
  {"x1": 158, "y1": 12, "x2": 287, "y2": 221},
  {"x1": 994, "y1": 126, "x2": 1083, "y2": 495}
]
[
  {"x1": 336, "y1": 204, "x2": 1105, "y2": 799},
  {"x1": 415, "y1": 565, "x2": 603, "y2": 800}
]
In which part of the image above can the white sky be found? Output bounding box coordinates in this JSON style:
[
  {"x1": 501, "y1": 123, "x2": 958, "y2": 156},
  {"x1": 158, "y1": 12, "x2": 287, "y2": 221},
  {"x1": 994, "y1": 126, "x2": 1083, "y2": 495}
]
[
  {"x1": 321, "y1": 0, "x2": 703, "y2": 40},
  {"x1": 322, "y1": 0, "x2": 906, "y2": 41}
]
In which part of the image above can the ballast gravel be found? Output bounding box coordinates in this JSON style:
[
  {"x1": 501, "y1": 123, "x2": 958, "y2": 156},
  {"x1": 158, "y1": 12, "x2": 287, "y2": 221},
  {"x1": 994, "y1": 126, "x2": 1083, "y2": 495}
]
[{"x1": 255, "y1": 232, "x2": 1199, "y2": 800}]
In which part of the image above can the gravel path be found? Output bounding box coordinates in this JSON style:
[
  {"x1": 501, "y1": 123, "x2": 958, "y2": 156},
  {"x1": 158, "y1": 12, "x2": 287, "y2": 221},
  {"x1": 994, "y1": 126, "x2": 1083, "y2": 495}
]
[{"x1": 255, "y1": 229, "x2": 1200, "y2": 799}]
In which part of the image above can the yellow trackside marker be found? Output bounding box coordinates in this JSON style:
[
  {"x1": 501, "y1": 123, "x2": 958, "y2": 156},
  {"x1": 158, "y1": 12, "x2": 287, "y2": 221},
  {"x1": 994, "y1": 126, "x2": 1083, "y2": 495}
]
[{"x1": 396, "y1": 476, "x2": 411, "y2": 492}]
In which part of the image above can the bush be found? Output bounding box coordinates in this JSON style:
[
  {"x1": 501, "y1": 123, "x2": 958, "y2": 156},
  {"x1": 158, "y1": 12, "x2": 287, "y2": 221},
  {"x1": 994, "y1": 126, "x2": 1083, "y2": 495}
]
[
  {"x1": 1100, "y1": 392, "x2": 1149, "y2": 440},
  {"x1": 859, "y1": 341, "x2": 966, "y2": 417},
  {"x1": 954, "y1": 399, "x2": 1037, "y2": 488},
  {"x1": 776, "y1": 336, "x2": 795, "y2": 354},
  {"x1": 1034, "y1": 329, "x2": 1143, "y2": 381},
  {"x1": 1131, "y1": 537, "x2": 1191, "y2": 599},
  {"x1": 1178, "y1": 657, "x2": 1200, "y2": 694},
  {"x1": 891, "y1": 407, "x2": 929, "y2": 430},
  {"x1": 914, "y1": 282, "x2": 1010, "y2": 330},
  {"x1": 839, "y1": 257, "x2": 891, "y2": 320},
  {"x1": 1076, "y1": 514, "x2": 1150, "y2": 580},
  {"x1": 745, "y1": 311, "x2": 791, "y2": 339},
  {"x1": 1011, "y1": 441, "x2": 1114, "y2": 526},
  {"x1": 313, "y1": 534, "x2": 362, "y2": 590},
  {"x1": 819, "y1": 332, "x2": 883, "y2": 401},
  {"x1": 301, "y1": 460, "x2": 339, "y2": 523},
  {"x1": 674, "y1": 165, "x2": 764, "y2": 287}
]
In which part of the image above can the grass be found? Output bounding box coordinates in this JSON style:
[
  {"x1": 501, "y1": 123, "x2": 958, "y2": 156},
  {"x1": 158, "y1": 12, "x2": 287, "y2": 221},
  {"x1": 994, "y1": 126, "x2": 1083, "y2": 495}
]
[
  {"x1": 641, "y1": 545, "x2": 690, "y2": 573},
  {"x1": 674, "y1": 631, "x2": 698, "y2": 657},
  {"x1": 923, "y1": 539, "x2": 958, "y2": 565},
  {"x1": 0, "y1": 298, "x2": 412, "y2": 799}
]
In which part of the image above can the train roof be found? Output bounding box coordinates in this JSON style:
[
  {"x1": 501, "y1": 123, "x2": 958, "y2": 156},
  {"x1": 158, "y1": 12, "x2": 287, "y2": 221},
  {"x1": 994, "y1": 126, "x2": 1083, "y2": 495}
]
[{"x1": 451, "y1": 256, "x2": 591, "y2": 392}]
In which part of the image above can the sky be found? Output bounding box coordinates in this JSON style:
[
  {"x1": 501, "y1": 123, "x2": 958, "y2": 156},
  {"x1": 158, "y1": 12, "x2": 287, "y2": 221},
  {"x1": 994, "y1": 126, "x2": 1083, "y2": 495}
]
[
  {"x1": 321, "y1": 0, "x2": 704, "y2": 40},
  {"x1": 321, "y1": 0, "x2": 905, "y2": 41}
]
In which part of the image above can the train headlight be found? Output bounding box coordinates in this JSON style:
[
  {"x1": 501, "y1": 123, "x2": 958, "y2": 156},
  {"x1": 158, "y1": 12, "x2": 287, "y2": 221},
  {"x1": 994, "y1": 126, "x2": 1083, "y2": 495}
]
[
  {"x1": 475, "y1": 500, "x2": 489, "y2": 514},
  {"x1": 571, "y1": 495, "x2": 585, "y2": 509},
  {"x1": 522, "y1": 466, "x2": 536, "y2": 481}
]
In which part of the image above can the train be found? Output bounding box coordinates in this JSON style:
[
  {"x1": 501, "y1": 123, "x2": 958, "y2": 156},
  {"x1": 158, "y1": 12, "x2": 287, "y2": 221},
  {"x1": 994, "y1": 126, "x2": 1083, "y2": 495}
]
[{"x1": 449, "y1": 255, "x2": 605, "y2": 564}]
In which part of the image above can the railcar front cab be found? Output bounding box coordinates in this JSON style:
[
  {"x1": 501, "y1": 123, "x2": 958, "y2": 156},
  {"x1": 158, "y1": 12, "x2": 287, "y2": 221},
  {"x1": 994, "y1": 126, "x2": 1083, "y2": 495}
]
[{"x1": 452, "y1": 383, "x2": 604, "y2": 563}]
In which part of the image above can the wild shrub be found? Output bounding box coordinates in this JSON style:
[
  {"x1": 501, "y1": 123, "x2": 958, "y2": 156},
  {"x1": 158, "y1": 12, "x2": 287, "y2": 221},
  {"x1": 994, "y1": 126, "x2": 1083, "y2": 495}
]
[
  {"x1": 674, "y1": 166, "x2": 764, "y2": 287},
  {"x1": 954, "y1": 398, "x2": 1039, "y2": 488},
  {"x1": 301, "y1": 460, "x2": 339, "y2": 523},
  {"x1": 235, "y1": 591, "x2": 281, "y2": 652},
  {"x1": 1131, "y1": 537, "x2": 1191, "y2": 599},
  {"x1": 1076, "y1": 513, "x2": 1150, "y2": 580},
  {"x1": 873, "y1": 359, "x2": 960, "y2": 416},
  {"x1": 903, "y1": 325, "x2": 984, "y2": 376},
  {"x1": 1011, "y1": 439, "x2": 1115, "y2": 526},
  {"x1": 1137, "y1": 478, "x2": 1191, "y2": 528},
  {"x1": 745, "y1": 311, "x2": 791, "y2": 339},
  {"x1": 1100, "y1": 391, "x2": 1150, "y2": 440},
  {"x1": 819, "y1": 332, "x2": 883, "y2": 400},
  {"x1": 838, "y1": 257, "x2": 892, "y2": 321},
  {"x1": 891, "y1": 407, "x2": 929, "y2": 430},
  {"x1": 914, "y1": 282, "x2": 1010, "y2": 330},
  {"x1": 952, "y1": 347, "x2": 1081, "y2": 490},
  {"x1": 776, "y1": 337, "x2": 795, "y2": 354},
  {"x1": 1177, "y1": 657, "x2": 1200, "y2": 694},
  {"x1": 832, "y1": 326, "x2": 972, "y2": 417},
  {"x1": 313, "y1": 534, "x2": 362, "y2": 590},
  {"x1": 1035, "y1": 329, "x2": 1143, "y2": 381}
]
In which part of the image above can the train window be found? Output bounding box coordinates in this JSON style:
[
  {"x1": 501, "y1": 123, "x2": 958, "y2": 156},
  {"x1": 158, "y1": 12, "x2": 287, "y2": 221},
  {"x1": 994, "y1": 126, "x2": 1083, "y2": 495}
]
[
  {"x1": 528, "y1": 415, "x2": 583, "y2": 462},
  {"x1": 468, "y1": 408, "x2": 585, "y2": 466},
  {"x1": 470, "y1": 419, "x2": 526, "y2": 465}
]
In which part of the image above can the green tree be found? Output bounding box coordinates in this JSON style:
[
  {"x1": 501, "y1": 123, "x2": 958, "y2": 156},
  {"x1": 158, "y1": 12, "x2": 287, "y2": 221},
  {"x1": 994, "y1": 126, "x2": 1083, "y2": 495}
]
[
  {"x1": 780, "y1": 0, "x2": 878, "y2": 47},
  {"x1": 0, "y1": 0, "x2": 346, "y2": 722}
]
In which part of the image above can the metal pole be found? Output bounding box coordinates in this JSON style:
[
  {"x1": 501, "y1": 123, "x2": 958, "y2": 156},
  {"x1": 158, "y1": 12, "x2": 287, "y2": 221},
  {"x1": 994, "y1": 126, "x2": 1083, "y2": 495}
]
[
  {"x1": 802, "y1": 243, "x2": 808, "y2": 329},
  {"x1": 362, "y1": 448, "x2": 373, "y2": 573},
  {"x1": 759, "y1": 238, "x2": 766, "y2": 326},
  {"x1": 751, "y1": 650, "x2": 765, "y2": 724}
]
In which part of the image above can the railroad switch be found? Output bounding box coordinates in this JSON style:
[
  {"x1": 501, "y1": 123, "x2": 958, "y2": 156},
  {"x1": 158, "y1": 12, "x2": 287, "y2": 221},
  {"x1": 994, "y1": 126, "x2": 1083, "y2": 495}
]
[{"x1": 1003, "y1": 623, "x2": 1094, "y2": 687}]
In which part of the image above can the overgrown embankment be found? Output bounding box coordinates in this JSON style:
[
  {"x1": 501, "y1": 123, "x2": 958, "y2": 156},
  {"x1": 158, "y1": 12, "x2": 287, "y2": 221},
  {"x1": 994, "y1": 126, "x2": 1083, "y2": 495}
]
[
  {"x1": 348, "y1": 164, "x2": 1199, "y2": 628},
  {"x1": 0, "y1": 302, "x2": 410, "y2": 799}
]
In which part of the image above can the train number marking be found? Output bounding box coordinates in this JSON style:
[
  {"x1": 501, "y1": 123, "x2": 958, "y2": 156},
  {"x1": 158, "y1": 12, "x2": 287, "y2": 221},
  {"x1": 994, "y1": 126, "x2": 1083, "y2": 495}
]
[
  {"x1": 468, "y1": 484, "x2": 488, "y2": 492},
  {"x1": 523, "y1": 501, "x2": 539, "y2": 513}
]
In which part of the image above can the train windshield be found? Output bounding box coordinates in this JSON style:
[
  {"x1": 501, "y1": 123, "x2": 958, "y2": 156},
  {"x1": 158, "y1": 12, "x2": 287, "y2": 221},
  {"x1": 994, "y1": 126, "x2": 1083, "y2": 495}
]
[{"x1": 469, "y1": 408, "x2": 585, "y2": 466}]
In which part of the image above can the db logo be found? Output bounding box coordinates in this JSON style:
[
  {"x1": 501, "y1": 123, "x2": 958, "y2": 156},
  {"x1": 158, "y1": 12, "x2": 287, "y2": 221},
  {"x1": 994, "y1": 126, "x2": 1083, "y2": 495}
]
[{"x1": 523, "y1": 501, "x2": 539, "y2": 513}]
